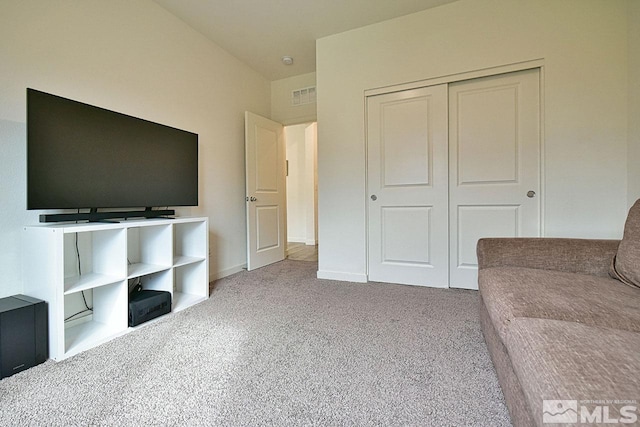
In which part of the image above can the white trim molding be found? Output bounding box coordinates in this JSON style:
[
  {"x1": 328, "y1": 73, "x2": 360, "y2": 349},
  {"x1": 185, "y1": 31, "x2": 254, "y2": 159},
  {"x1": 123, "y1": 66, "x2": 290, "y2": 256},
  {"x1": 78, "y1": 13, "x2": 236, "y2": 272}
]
[{"x1": 317, "y1": 269, "x2": 368, "y2": 283}]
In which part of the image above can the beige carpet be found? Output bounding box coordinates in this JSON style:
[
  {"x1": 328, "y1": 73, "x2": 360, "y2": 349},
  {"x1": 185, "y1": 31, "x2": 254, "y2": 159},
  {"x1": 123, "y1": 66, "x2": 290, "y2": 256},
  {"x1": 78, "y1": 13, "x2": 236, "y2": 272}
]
[{"x1": 0, "y1": 260, "x2": 510, "y2": 426}]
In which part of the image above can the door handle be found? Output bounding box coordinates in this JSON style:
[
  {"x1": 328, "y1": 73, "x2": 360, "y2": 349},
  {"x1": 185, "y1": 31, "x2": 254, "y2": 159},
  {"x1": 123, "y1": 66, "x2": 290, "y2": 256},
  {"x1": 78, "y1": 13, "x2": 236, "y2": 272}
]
[
  {"x1": 371, "y1": 195, "x2": 377, "y2": 201},
  {"x1": 527, "y1": 191, "x2": 536, "y2": 198},
  {"x1": 250, "y1": 196, "x2": 257, "y2": 202}
]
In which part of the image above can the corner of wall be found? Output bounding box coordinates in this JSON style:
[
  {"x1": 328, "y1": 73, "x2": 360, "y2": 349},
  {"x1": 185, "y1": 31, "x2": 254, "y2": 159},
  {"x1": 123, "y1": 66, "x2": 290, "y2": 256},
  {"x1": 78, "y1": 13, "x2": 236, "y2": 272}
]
[{"x1": 628, "y1": 0, "x2": 640, "y2": 206}]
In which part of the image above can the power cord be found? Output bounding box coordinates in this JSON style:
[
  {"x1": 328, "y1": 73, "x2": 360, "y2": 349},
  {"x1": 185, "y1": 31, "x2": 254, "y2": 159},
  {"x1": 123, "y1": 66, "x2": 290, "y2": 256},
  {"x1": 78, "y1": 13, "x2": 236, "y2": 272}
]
[
  {"x1": 64, "y1": 231, "x2": 93, "y2": 323},
  {"x1": 128, "y1": 258, "x2": 142, "y2": 293},
  {"x1": 75, "y1": 232, "x2": 92, "y2": 312},
  {"x1": 65, "y1": 309, "x2": 92, "y2": 322}
]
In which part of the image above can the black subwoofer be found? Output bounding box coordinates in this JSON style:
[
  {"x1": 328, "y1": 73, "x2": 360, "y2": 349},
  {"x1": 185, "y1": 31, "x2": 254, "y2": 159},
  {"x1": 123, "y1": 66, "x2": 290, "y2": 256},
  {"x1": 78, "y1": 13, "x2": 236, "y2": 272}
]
[{"x1": 0, "y1": 295, "x2": 48, "y2": 379}]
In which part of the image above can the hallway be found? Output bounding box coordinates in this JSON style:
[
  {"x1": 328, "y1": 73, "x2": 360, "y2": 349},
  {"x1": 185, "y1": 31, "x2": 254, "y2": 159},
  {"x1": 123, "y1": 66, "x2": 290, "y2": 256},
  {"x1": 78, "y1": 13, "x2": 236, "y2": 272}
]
[{"x1": 286, "y1": 242, "x2": 318, "y2": 262}]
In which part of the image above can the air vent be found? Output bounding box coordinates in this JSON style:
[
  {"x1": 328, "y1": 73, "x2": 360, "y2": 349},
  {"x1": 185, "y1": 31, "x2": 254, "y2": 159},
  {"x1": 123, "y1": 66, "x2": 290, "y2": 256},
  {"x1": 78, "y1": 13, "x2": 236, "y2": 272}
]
[{"x1": 291, "y1": 86, "x2": 316, "y2": 106}]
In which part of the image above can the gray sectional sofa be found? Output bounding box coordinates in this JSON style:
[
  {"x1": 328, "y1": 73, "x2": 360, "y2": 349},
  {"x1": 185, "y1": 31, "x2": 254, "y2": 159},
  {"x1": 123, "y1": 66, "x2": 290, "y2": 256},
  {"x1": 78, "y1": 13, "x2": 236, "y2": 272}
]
[{"x1": 477, "y1": 200, "x2": 640, "y2": 426}]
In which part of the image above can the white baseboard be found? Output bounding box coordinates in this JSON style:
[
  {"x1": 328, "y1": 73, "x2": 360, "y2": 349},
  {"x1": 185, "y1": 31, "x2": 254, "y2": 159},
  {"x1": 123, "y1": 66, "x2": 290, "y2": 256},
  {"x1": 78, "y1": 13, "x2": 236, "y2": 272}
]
[
  {"x1": 209, "y1": 263, "x2": 247, "y2": 282},
  {"x1": 316, "y1": 270, "x2": 368, "y2": 283},
  {"x1": 450, "y1": 283, "x2": 479, "y2": 291},
  {"x1": 288, "y1": 238, "x2": 317, "y2": 245}
]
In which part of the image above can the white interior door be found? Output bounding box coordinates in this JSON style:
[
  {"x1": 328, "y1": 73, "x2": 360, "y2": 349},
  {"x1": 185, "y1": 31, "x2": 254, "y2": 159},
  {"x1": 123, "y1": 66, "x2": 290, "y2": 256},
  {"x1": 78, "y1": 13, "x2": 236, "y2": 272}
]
[
  {"x1": 245, "y1": 111, "x2": 286, "y2": 271},
  {"x1": 449, "y1": 68, "x2": 541, "y2": 289},
  {"x1": 367, "y1": 85, "x2": 449, "y2": 287}
]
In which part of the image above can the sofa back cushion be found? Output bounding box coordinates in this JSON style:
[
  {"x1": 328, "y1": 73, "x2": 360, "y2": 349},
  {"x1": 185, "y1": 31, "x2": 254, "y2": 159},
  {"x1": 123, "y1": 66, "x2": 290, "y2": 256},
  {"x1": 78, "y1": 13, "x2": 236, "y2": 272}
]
[{"x1": 611, "y1": 199, "x2": 640, "y2": 289}]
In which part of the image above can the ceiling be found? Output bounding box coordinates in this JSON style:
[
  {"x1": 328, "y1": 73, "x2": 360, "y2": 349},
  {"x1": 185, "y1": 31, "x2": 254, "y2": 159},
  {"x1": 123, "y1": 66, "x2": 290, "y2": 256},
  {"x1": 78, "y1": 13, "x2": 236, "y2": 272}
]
[{"x1": 153, "y1": 0, "x2": 460, "y2": 81}]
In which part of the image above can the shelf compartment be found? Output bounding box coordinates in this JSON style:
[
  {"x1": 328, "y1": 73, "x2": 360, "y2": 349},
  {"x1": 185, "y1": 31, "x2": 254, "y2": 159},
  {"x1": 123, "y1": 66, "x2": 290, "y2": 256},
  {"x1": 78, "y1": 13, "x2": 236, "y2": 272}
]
[
  {"x1": 63, "y1": 228, "x2": 126, "y2": 285},
  {"x1": 64, "y1": 280, "x2": 127, "y2": 355},
  {"x1": 173, "y1": 261, "x2": 208, "y2": 312},
  {"x1": 139, "y1": 269, "x2": 172, "y2": 294},
  {"x1": 127, "y1": 225, "x2": 172, "y2": 270},
  {"x1": 173, "y1": 292, "x2": 206, "y2": 312},
  {"x1": 174, "y1": 221, "x2": 207, "y2": 260},
  {"x1": 64, "y1": 317, "x2": 125, "y2": 357}
]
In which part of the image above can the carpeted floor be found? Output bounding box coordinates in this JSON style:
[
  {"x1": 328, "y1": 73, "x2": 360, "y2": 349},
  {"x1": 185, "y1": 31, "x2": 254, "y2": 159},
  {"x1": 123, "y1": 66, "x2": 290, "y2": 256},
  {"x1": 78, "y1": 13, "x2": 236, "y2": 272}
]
[{"x1": 0, "y1": 260, "x2": 510, "y2": 426}]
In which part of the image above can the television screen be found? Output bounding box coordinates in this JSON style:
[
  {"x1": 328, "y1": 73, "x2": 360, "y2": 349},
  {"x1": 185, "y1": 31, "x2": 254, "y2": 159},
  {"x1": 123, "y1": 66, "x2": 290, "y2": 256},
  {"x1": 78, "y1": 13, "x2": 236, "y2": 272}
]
[{"x1": 27, "y1": 89, "x2": 198, "y2": 211}]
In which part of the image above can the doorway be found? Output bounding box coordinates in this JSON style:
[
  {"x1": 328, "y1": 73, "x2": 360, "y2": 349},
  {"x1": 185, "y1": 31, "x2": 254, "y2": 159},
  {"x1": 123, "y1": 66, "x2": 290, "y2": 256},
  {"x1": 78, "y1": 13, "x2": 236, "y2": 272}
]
[
  {"x1": 244, "y1": 113, "x2": 318, "y2": 270},
  {"x1": 285, "y1": 122, "x2": 318, "y2": 262}
]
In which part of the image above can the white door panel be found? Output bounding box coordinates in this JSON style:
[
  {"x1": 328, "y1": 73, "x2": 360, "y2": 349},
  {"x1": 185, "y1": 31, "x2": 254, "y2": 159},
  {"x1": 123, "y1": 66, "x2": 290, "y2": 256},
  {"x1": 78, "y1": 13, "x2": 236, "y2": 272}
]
[
  {"x1": 367, "y1": 85, "x2": 449, "y2": 287},
  {"x1": 366, "y1": 69, "x2": 540, "y2": 289},
  {"x1": 245, "y1": 112, "x2": 286, "y2": 270},
  {"x1": 449, "y1": 69, "x2": 541, "y2": 289},
  {"x1": 456, "y1": 205, "x2": 520, "y2": 267}
]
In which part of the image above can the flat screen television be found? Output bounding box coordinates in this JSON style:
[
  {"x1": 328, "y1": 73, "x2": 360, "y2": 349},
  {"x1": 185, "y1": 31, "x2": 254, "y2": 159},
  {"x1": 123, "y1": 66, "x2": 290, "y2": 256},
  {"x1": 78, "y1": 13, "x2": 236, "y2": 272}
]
[{"x1": 27, "y1": 88, "x2": 198, "y2": 222}]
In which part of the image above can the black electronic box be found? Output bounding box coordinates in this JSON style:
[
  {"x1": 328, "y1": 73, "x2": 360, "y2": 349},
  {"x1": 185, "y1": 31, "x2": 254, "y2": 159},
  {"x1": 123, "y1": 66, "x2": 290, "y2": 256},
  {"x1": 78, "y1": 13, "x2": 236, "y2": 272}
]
[{"x1": 128, "y1": 290, "x2": 171, "y2": 327}]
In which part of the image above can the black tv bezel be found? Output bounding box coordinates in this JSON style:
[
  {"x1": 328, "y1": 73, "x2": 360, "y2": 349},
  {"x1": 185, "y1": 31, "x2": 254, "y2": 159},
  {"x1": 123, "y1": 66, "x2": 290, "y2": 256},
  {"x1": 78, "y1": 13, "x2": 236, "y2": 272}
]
[{"x1": 26, "y1": 88, "x2": 198, "y2": 223}]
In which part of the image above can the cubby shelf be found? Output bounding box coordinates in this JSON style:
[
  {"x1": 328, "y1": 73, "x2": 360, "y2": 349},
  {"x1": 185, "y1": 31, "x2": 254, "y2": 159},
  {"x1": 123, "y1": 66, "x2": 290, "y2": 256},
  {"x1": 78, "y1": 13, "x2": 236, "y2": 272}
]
[
  {"x1": 173, "y1": 292, "x2": 206, "y2": 312},
  {"x1": 173, "y1": 255, "x2": 205, "y2": 267},
  {"x1": 65, "y1": 318, "x2": 124, "y2": 357},
  {"x1": 23, "y1": 217, "x2": 209, "y2": 361},
  {"x1": 64, "y1": 273, "x2": 123, "y2": 295},
  {"x1": 127, "y1": 263, "x2": 170, "y2": 278}
]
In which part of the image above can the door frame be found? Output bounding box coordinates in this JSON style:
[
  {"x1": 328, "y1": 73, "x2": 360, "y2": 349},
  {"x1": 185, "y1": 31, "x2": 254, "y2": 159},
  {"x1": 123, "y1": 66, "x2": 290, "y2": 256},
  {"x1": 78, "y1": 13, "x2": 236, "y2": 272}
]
[{"x1": 364, "y1": 59, "x2": 546, "y2": 282}]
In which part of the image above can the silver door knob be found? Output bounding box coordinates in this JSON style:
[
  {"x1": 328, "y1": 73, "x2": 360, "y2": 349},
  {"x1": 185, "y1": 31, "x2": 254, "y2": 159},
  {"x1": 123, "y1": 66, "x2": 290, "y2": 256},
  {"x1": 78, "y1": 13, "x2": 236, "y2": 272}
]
[
  {"x1": 527, "y1": 191, "x2": 536, "y2": 198},
  {"x1": 371, "y1": 195, "x2": 377, "y2": 201},
  {"x1": 250, "y1": 196, "x2": 257, "y2": 202}
]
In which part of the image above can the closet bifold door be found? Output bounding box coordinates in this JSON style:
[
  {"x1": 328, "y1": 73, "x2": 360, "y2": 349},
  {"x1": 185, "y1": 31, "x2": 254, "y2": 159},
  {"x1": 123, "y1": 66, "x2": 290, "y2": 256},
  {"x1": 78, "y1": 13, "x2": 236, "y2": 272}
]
[
  {"x1": 366, "y1": 84, "x2": 449, "y2": 288},
  {"x1": 448, "y1": 68, "x2": 541, "y2": 289}
]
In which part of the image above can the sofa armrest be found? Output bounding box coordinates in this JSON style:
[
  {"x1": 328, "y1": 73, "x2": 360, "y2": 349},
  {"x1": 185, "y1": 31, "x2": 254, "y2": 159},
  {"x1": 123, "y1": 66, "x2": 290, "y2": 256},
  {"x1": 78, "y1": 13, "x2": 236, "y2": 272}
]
[{"x1": 477, "y1": 238, "x2": 620, "y2": 278}]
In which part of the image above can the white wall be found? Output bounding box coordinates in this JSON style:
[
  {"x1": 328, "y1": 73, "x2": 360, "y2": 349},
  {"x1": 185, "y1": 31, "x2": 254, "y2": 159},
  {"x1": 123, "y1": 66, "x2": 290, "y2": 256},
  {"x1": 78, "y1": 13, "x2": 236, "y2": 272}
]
[
  {"x1": 0, "y1": 0, "x2": 270, "y2": 298},
  {"x1": 305, "y1": 122, "x2": 319, "y2": 244},
  {"x1": 316, "y1": 0, "x2": 630, "y2": 281},
  {"x1": 285, "y1": 123, "x2": 317, "y2": 245},
  {"x1": 629, "y1": 0, "x2": 640, "y2": 206},
  {"x1": 286, "y1": 124, "x2": 307, "y2": 242},
  {"x1": 271, "y1": 72, "x2": 317, "y2": 125}
]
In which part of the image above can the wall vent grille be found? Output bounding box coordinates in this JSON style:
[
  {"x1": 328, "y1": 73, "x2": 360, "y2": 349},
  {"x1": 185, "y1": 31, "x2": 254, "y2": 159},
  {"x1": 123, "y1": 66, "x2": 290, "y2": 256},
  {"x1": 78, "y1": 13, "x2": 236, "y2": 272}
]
[{"x1": 291, "y1": 86, "x2": 316, "y2": 106}]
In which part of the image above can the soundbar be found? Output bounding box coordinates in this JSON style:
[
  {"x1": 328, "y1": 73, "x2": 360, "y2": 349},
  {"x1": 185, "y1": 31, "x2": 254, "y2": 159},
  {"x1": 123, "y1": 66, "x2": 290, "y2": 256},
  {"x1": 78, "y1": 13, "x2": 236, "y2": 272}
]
[{"x1": 39, "y1": 208, "x2": 175, "y2": 223}]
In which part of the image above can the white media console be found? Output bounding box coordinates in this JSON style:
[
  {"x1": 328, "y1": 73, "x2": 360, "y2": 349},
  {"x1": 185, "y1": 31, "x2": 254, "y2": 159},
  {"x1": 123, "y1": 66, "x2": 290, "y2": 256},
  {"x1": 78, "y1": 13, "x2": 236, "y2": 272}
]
[{"x1": 23, "y1": 217, "x2": 209, "y2": 361}]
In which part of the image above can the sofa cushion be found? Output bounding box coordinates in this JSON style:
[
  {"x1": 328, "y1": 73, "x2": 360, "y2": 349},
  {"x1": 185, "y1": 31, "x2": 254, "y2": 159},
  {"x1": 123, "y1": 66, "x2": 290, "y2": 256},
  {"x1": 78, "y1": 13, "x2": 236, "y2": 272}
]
[
  {"x1": 478, "y1": 238, "x2": 620, "y2": 278},
  {"x1": 611, "y1": 199, "x2": 640, "y2": 289},
  {"x1": 479, "y1": 267, "x2": 640, "y2": 343},
  {"x1": 506, "y1": 318, "x2": 640, "y2": 426}
]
